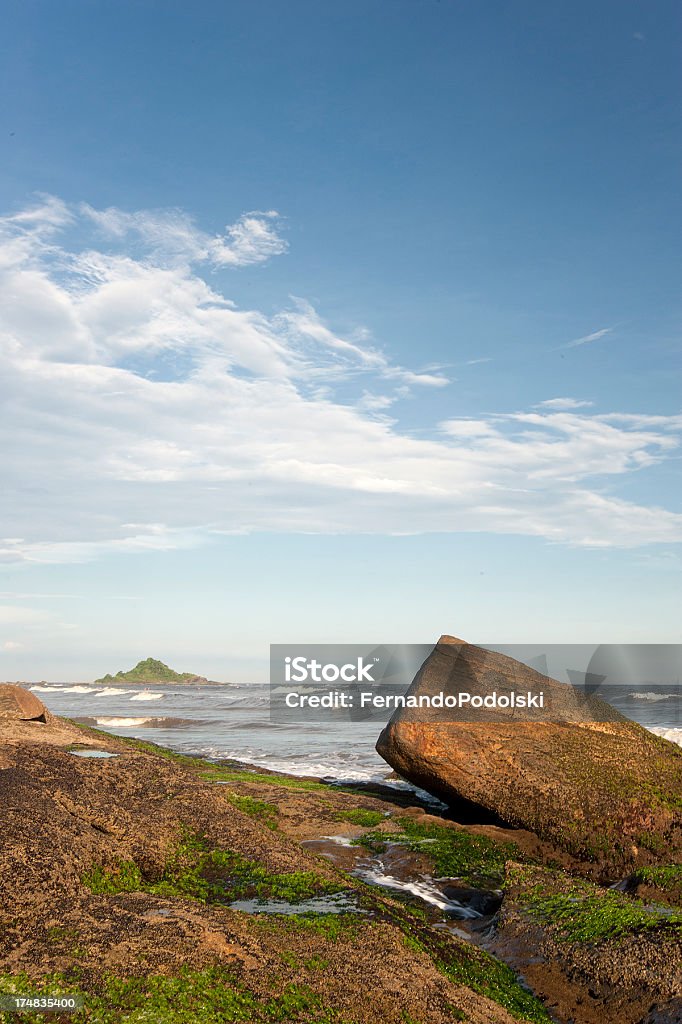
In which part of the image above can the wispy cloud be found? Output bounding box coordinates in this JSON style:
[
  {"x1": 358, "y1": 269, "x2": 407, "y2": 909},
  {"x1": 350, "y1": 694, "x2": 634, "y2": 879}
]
[
  {"x1": 536, "y1": 398, "x2": 594, "y2": 410},
  {"x1": 275, "y1": 298, "x2": 450, "y2": 388},
  {"x1": 1, "y1": 197, "x2": 681, "y2": 559},
  {"x1": 81, "y1": 203, "x2": 287, "y2": 268},
  {"x1": 564, "y1": 327, "x2": 613, "y2": 348}
]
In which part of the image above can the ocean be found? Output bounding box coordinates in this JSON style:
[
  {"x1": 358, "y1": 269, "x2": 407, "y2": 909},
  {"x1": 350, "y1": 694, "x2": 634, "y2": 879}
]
[{"x1": 28, "y1": 680, "x2": 682, "y2": 784}]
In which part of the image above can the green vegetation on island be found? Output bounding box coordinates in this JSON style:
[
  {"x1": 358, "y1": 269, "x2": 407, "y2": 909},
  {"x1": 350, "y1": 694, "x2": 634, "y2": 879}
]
[{"x1": 94, "y1": 657, "x2": 210, "y2": 686}]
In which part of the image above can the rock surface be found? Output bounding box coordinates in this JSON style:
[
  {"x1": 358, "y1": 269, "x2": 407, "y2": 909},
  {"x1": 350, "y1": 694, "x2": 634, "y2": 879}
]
[
  {"x1": 0, "y1": 683, "x2": 47, "y2": 721},
  {"x1": 491, "y1": 863, "x2": 682, "y2": 1024},
  {"x1": 3, "y1": 682, "x2": 680, "y2": 1024},
  {"x1": 0, "y1": 712, "x2": 532, "y2": 1024},
  {"x1": 376, "y1": 636, "x2": 682, "y2": 873}
]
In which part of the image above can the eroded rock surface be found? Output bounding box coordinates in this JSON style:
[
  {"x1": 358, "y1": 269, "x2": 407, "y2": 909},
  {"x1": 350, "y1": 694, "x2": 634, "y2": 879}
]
[
  {"x1": 376, "y1": 636, "x2": 682, "y2": 873},
  {"x1": 491, "y1": 863, "x2": 682, "y2": 1024},
  {"x1": 0, "y1": 713, "x2": 536, "y2": 1024}
]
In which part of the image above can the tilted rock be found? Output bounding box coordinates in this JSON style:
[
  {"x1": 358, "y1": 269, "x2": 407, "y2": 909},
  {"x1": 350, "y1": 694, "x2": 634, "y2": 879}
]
[
  {"x1": 0, "y1": 684, "x2": 47, "y2": 722},
  {"x1": 376, "y1": 636, "x2": 682, "y2": 871}
]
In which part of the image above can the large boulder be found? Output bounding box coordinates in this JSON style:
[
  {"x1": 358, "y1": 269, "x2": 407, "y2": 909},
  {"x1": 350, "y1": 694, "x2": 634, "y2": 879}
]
[
  {"x1": 376, "y1": 636, "x2": 682, "y2": 871},
  {"x1": 0, "y1": 684, "x2": 47, "y2": 721}
]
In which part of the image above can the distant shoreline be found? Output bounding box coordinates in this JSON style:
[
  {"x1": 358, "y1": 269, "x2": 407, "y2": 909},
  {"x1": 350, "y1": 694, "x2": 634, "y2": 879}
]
[{"x1": 93, "y1": 679, "x2": 226, "y2": 687}]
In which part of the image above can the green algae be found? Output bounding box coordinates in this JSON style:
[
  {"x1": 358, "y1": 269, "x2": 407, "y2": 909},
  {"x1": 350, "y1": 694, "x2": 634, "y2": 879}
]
[
  {"x1": 524, "y1": 880, "x2": 682, "y2": 942},
  {"x1": 360, "y1": 896, "x2": 550, "y2": 1024},
  {"x1": 223, "y1": 791, "x2": 279, "y2": 829},
  {"x1": 634, "y1": 863, "x2": 682, "y2": 890},
  {"x1": 352, "y1": 816, "x2": 518, "y2": 886},
  {"x1": 198, "y1": 766, "x2": 331, "y2": 791},
  {"x1": 333, "y1": 808, "x2": 387, "y2": 827},
  {"x1": 0, "y1": 969, "x2": 349, "y2": 1023},
  {"x1": 82, "y1": 826, "x2": 344, "y2": 905},
  {"x1": 256, "y1": 912, "x2": 362, "y2": 943}
]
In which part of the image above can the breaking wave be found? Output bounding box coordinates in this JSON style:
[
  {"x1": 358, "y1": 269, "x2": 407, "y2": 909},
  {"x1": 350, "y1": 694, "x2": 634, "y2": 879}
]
[
  {"x1": 630, "y1": 692, "x2": 678, "y2": 702},
  {"x1": 649, "y1": 727, "x2": 682, "y2": 748},
  {"x1": 75, "y1": 715, "x2": 201, "y2": 729},
  {"x1": 31, "y1": 684, "x2": 99, "y2": 694}
]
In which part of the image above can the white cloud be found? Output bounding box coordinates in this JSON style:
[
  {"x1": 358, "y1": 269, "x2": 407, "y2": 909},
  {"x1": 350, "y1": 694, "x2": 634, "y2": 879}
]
[
  {"x1": 565, "y1": 327, "x2": 613, "y2": 348},
  {"x1": 384, "y1": 367, "x2": 449, "y2": 388},
  {"x1": 0, "y1": 527, "x2": 206, "y2": 566},
  {"x1": 275, "y1": 298, "x2": 449, "y2": 388},
  {"x1": 536, "y1": 398, "x2": 594, "y2": 410},
  {"x1": 1, "y1": 196, "x2": 681, "y2": 557},
  {"x1": 5, "y1": 194, "x2": 73, "y2": 234},
  {"x1": 440, "y1": 420, "x2": 497, "y2": 438},
  {"x1": 0, "y1": 602, "x2": 79, "y2": 648},
  {"x1": 221, "y1": 211, "x2": 287, "y2": 266},
  {"x1": 81, "y1": 204, "x2": 287, "y2": 268},
  {"x1": 0, "y1": 606, "x2": 49, "y2": 625}
]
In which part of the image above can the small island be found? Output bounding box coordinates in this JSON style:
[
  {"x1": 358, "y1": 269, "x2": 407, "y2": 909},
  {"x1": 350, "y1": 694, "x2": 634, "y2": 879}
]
[{"x1": 94, "y1": 657, "x2": 215, "y2": 686}]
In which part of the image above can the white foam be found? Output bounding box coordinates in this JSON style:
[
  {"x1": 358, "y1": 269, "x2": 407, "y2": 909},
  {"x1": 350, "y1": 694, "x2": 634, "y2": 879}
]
[
  {"x1": 95, "y1": 687, "x2": 128, "y2": 697},
  {"x1": 94, "y1": 716, "x2": 155, "y2": 727},
  {"x1": 354, "y1": 866, "x2": 481, "y2": 918},
  {"x1": 631, "y1": 692, "x2": 676, "y2": 702},
  {"x1": 195, "y1": 749, "x2": 389, "y2": 783},
  {"x1": 224, "y1": 696, "x2": 270, "y2": 707},
  {"x1": 321, "y1": 835, "x2": 356, "y2": 848},
  {"x1": 130, "y1": 691, "x2": 164, "y2": 701},
  {"x1": 178, "y1": 745, "x2": 446, "y2": 808},
  {"x1": 264, "y1": 759, "x2": 384, "y2": 782},
  {"x1": 650, "y1": 727, "x2": 682, "y2": 747},
  {"x1": 31, "y1": 684, "x2": 98, "y2": 693}
]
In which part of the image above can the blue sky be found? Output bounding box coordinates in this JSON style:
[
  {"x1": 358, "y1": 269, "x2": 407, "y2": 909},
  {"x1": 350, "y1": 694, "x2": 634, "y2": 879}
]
[{"x1": 1, "y1": 1, "x2": 681, "y2": 679}]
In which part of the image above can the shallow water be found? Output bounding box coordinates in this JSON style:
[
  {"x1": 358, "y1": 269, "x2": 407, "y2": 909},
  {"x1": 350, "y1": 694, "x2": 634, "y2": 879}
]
[
  {"x1": 68, "y1": 749, "x2": 119, "y2": 759},
  {"x1": 228, "y1": 892, "x2": 365, "y2": 916},
  {"x1": 301, "y1": 834, "x2": 496, "y2": 939}
]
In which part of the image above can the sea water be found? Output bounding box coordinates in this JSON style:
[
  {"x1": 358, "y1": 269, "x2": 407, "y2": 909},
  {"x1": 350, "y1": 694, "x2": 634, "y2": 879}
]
[{"x1": 29, "y1": 680, "x2": 682, "y2": 785}]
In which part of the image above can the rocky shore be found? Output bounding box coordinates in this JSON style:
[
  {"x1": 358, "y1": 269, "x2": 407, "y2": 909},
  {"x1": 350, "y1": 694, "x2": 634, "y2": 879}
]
[{"x1": 1, "y1": 647, "x2": 681, "y2": 1024}]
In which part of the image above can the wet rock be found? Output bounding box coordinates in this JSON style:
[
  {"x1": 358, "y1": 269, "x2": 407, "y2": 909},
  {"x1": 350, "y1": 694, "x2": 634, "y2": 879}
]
[
  {"x1": 440, "y1": 883, "x2": 503, "y2": 916},
  {"x1": 492, "y1": 863, "x2": 682, "y2": 1024},
  {"x1": 643, "y1": 998, "x2": 682, "y2": 1023}
]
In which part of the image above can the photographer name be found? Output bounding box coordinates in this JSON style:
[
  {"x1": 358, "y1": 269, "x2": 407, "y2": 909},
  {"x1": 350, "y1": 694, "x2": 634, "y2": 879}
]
[{"x1": 282, "y1": 690, "x2": 545, "y2": 710}]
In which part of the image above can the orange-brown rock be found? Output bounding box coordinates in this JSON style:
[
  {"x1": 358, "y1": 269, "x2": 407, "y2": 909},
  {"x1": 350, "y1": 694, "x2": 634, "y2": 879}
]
[
  {"x1": 0, "y1": 684, "x2": 47, "y2": 721},
  {"x1": 376, "y1": 636, "x2": 682, "y2": 872}
]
